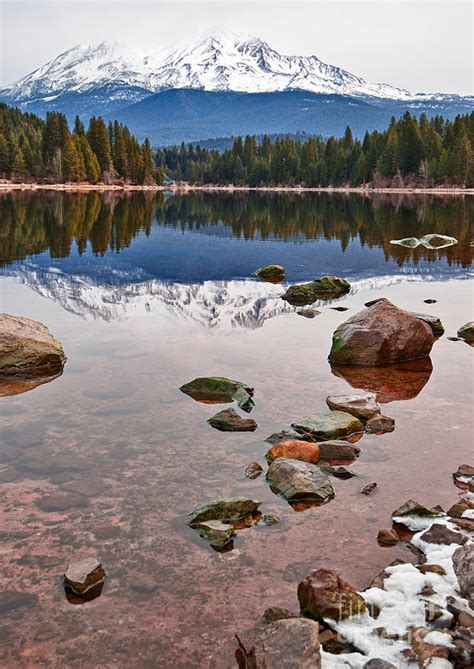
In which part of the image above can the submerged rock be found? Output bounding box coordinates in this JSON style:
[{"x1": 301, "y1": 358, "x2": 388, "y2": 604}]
[
  {"x1": 329, "y1": 299, "x2": 434, "y2": 367},
  {"x1": 392, "y1": 499, "x2": 444, "y2": 520},
  {"x1": 457, "y1": 321, "x2": 474, "y2": 342},
  {"x1": 266, "y1": 440, "x2": 320, "y2": 464},
  {"x1": 36, "y1": 492, "x2": 88, "y2": 512},
  {"x1": 179, "y1": 376, "x2": 255, "y2": 413},
  {"x1": 281, "y1": 276, "x2": 350, "y2": 306},
  {"x1": 298, "y1": 568, "x2": 366, "y2": 620},
  {"x1": 253, "y1": 264, "x2": 285, "y2": 283},
  {"x1": 318, "y1": 440, "x2": 360, "y2": 461},
  {"x1": 0, "y1": 590, "x2": 38, "y2": 614},
  {"x1": 297, "y1": 308, "x2": 321, "y2": 318},
  {"x1": 0, "y1": 313, "x2": 66, "y2": 376},
  {"x1": 64, "y1": 557, "x2": 106, "y2": 595},
  {"x1": 411, "y1": 312, "x2": 445, "y2": 336},
  {"x1": 236, "y1": 618, "x2": 321, "y2": 669},
  {"x1": 390, "y1": 237, "x2": 420, "y2": 248},
  {"x1": 366, "y1": 414, "x2": 395, "y2": 434},
  {"x1": 185, "y1": 497, "x2": 261, "y2": 527},
  {"x1": 326, "y1": 391, "x2": 379, "y2": 420},
  {"x1": 291, "y1": 410, "x2": 364, "y2": 441},
  {"x1": 419, "y1": 233, "x2": 458, "y2": 249},
  {"x1": 207, "y1": 408, "x2": 257, "y2": 432},
  {"x1": 266, "y1": 458, "x2": 335, "y2": 503},
  {"x1": 244, "y1": 462, "x2": 263, "y2": 479}
]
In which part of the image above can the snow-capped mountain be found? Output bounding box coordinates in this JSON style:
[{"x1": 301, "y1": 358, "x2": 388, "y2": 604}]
[{"x1": 0, "y1": 32, "x2": 458, "y2": 104}]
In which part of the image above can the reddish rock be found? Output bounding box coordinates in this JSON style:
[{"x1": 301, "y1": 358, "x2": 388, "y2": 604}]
[
  {"x1": 266, "y1": 440, "x2": 320, "y2": 464},
  {"x1": 235, "y1": 618, "x2": 321, "y2": 669},
  {"x1": 64, "y1": 557, "x2": 106, "y2": 595},
  {"x1": 298, "y1": 568, "x2": 366, "y2": 621},
  {"x1": 421, "y1": 523, "x2": 467, "y2": 546},
  {"x1": 377, "y1": 528, "x2": 399, "y2": 546},
  {"x1": 329, "y1": 300, "x2": 435, "y2": 367}
]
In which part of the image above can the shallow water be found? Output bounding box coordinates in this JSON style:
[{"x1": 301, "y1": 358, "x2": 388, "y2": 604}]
[{"x1": 0, "y1": 191, "x2": 473, "y2": 667}]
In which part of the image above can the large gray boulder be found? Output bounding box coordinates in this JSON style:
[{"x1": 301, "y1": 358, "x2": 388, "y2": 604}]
[
  {"x1": 0, "y1": 313, "x2": 66, "y2": 376},
  {"x1": 329, "y1": 299, "x2": 434, "y2": 367},
  {"x1": 266, "y1": 458, "x2": 335, "y2": 503},
  {"x1": 452, "y1": 544, "x2": 474, "y2": 607}
]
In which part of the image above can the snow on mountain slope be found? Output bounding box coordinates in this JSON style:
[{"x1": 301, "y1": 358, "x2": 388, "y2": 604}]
[{"x1": 1, "y1": 32, "x2": 450, "y2": 105}]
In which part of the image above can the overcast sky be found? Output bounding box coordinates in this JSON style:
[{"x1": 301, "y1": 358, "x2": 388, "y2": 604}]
[{"x1": 1, "y1": 0, "x2": 472, "y2": 94}]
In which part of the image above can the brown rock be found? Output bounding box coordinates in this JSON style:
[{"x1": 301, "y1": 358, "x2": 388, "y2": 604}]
[
  {"x1": 454, "y1": 463, "x2": 474, "y2": 478},
  {"x1": 317, "y1": 440, "x2": 360, "y2": 461},
  {"x1": 377, "y1": 528, "x2": 399, "y2": 546},
  {"x1": 421, "y1": 523, "x2": 467, "y2": 546},
  {"x1": 360, "y1": 482, "x2": 377, "y2": 495},
  {"x1": 298, "y1": 568, "x2": 366, "y2": 620},
  {"x1": 366, "y1": 414, "x2": 395, "y2": 434},
  {"x1": 417, "y1": 564, "x2": 447, "y2": 576},
  {"x1": 235, "y1": 618, "x2": 320, "y2": 669},
  {"x1": 244, "y1": 462, "x2": 263, "y2": 479},
  {"x1": 64, "y1": 557, "x2": 106, "y2": 594},
  {"x1": 261, "y1": 607, "x2": 297, "y2": 624},
  {"x1": 447, "y1": 499, "x2": 472, "y2": 518},
  {"x1": 0, "y1": 313, "x2": 66, "y2": 376},
  {"x1": 329, "y1": 299, "x2": 434, "y2": 367},
  {"x1": 451, "y1": 517, "x2": 474, "y2": 532},
  {"x1": 266, "y1": 440, "x2": 320, "y2": 464},
  {"x1": 207, "y1": 408, "x2": 257, "y2": 432},
  {"x1": 411, "y1": 626, "x2": 449, "y2": 667}
]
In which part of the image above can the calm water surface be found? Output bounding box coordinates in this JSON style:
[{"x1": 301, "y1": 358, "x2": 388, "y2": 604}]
[{"x1": 0, "y1": 192, "x2": 473, "y2": 667}]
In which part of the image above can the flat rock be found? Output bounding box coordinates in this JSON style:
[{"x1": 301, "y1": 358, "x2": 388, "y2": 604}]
[
  {"x1": 297, "y1": 308, "x2": 321, "y2": 318},
  {"x1": 366, "y1": 414, "x2": 395, "y2": 434},
  {"x1": 244, "y1": 462, "x2": 263, "y2": 479},
  {"x1": 264, "y1": 428, "x2": 309, "y2": 444},
  {"x1": 18, "y1": 451, "x2": 87, "y2": 475},
  {"x1": 262, "y1": 514, "x2": 280, "y2": 525},
  {"x1": 318, "y1": 440, "x2": 360, "y2": 461},
  {"x1": 457, "y1": 321, "x2": 474, "y2": 341},
  {"x1": 417, "y1": 564, "x2": 446, "y2": 576},
  {"x1": 0, "y1": 313, "x2": 66, "y2": 376},
  {"x1": 392, "y1": 499, "x2": 444, "y2": 519},
  {"x1": 130, "y1": 574, "x2": 159, "y2": 594},
  {"x1": 207, "y1": 408, "x2": 257, "y2": 432},
  {"x1": 59, "y1": 477, "x2": 106, "y2": 497},
  {"x1": 266, "y1": 458, "x2": 335, "y2": 503},
  {"x1": 36, "y1": 492, "x2": 88, "y2": 512},
  {"x1": 420, "y1": 523, "x2": 467, "y2": 546},
  {"x1": 329, "y1": 299, "x2": 435, "y2": 367},
  {"x1": 179, "y1": 376, "x2": 254, "y2": 412},
  {"x1": 266, "y1": 440, "x2": 320, "y2": 464},
  {"x1": 424, "y1": 299, "x2": 437, "y2": 304},
  {"x1": 411, "y1": 312, "x2": 445, "y2": 336},
  {"x1": 331, "y1": 466, "x2": 357, "y2": 479},
  {"x1": 360, "y1": 482, "x2": 377, "y2": 495},
  {"x1": 253, "y1": 264, "x2": 285, "y2": 283},
  {"x1": 291, "y1": 410, "x2": 364, "y2": 441},
  {"x1": 197, "y1": 520, "x2": 235, "y2": 547},
  {"x1": 326, "y1": 391, "x2": 379, "y2": 420},
  {"x1": 236, "y1": 618, "x2": 321, "y2": 669},
  {"x1": 185, "y1": 497, "x2": 261, "y2": 527},
  {"x1": 64, "y1": 557, "x2": 106, "y2": 594},
  {"x1": 281, "y1": 276, "x2": 350, "y2": 306},
  {"x1": 363, "y1": 660, "x2": 397, "y2": 669},
  {"x1": 330, "y1": 306, "x2": 349, "y2": 312},
  {"x1": 298, "y1": 568, "x2": 366, "y2": 620}
]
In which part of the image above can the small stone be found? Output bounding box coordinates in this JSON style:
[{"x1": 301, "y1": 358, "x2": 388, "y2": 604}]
[
  {"x1": 417, "y1": 564, "x2": 447, "y2": 576},
  {"x1": 360, "y1": 482, "x2": 377, "y2": 495},
  {"x1": 366, "y1": 414, "x2": 395, "y2": 434},
  {"x1": 185, "y1": 497, "x2": 261, "y2": 527},
  {"x1": 448, "y1": 336, "x2": 461, "y2": 341},
  {"x1": 330, "y1": 306, "x2": 349, "y2": 312},
  {"x1": 207, "y1": 408, "x2": 257, "y2": 432},
  {"x1": 331, "y1": 466, "x2": 357, "y2": 479},
  {"x1": 297, "y1": 309, "x2": 321, "y2": 318},
  {"x1": 447, "y1": 499, "x2": 471, "y2": 518},
  {"x1": 281, "y1": 276, "x2": 350, "y2": 306},
  {"x1": 363, "y1": 659, "x2": 397, "y2": 668},
  {"x1": 131, "y1": 574, "x2": 159, "y2": 594},
  {"x1": 454, "y1": 463, "x2": 474, "y2": 478},
  {"x1": 244, "y1": 462, "x2": 263, "y2": 479},
  {"x1": 377, "y1": 528, "x2": 399, "y2": 546},
  {"x1": 253, "y1": 264, "x2": 285, "y2": 283},
  {"x1": 424, "y1": 299, "x2": 437, "y2": 304},
  {"x1": 364, "y1": 297, "x2": 388, "y2": 307},
  {"x1": 262, "y1": 514, "x2": 280, "y2": 525},
  {"x1": 457, "y1": 322, "x2": 474, "y2": 342},
  {"x1": 392, "y1": 499, "x2": 443, "y2": 519},
  {"x1": 261, "y1": 607, "x2": 297, "y2": 623},
  {"x1": 64, "y1": 557, "x2": 106, "y2": 594},
  {"x1": 419, "y1": 586, "x2": 436, "y2": 596},
  {"x1": 265, "y1": 440, "x2": 320, "y2": 464},
  {"x1": 179, "y1": 377, "x2": 254, "y2": 411},
  {"x1": 458, "y1": 612, "x2": 474, "y2": 627}
]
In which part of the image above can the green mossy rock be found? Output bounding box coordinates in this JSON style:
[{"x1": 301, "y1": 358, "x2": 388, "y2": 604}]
[
  {"x1": 179, "y1": 376, "x2": 255, "y2": 412},
  {"x1": 254, "y1": 264, "x2": 285, "y2": 283},
  {"x1": 391, "y1": 499, "x2": 444, "y2": 519},
  {"x1": 411, "y1": 312, "x2": 445, "y2": 336},
  {"x1": 291, "y1": 410, "x2": 364, "y2": 441},
  {"x1": 457, "y1": 321, "x2": 474, "y2": 341},
  {"x1": 185, "y1": 497, "x2": 261, "y2": 527},
  {"x1": 281, "y1": 276, "x2": 350, "y2": 306}
]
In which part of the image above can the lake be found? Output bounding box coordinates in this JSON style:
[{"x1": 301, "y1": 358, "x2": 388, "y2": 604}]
[{"x1": 0, "y1": 191, "x2": 473, "y2": 667}]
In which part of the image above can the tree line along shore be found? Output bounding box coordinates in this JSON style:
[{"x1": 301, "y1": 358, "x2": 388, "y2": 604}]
[{"x1": 0, "y1": 101, "x2": 473, "y2": 189}]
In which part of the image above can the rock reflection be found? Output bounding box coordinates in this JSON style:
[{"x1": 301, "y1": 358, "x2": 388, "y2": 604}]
[
  {"x1": 64, "y1": 582, "x2": 104, "y2": 605},
  {"x1": 331, "y1": 358, "x2": 433, "y2": 403},
  {"x1": 0, "y1": 369, "x2": 63, "y2": 397}
]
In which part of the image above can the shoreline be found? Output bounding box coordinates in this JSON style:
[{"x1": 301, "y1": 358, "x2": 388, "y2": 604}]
[{"x1": 0, "y1": 182, "x2": 473, "y2": 196}]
